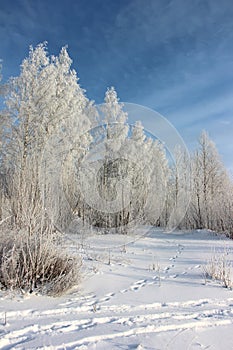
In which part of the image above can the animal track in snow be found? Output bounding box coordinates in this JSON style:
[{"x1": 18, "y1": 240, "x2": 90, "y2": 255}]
[{"x1": 2, "y1": 298, "x2": 233, "y2": 350}]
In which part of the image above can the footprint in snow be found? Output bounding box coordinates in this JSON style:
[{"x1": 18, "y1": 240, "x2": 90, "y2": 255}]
[
  {"x1": 169, "y1": 255, "x2": 178, "y2": 261},
  {"x1": 99, "y1": 296, "x2": 111, "y2": 302},
  {"x1": 195, "y1": 264, "x2": 201, "y2": 269},
  {"x1": 135, "y1": 279, "x2": 146, "y2": 284},
  {"x1": 120, "y1": 289, "x2": 128, "y2": 293},
  {"x1": 130, "y1": 279, "x2": 147, "y2": 291},
  {"x1": 164, "y1": 265, "x2": 174, "y2": 272},
  {"x1": 98, "y1": 292, "x2": 115, "y2": 303}
]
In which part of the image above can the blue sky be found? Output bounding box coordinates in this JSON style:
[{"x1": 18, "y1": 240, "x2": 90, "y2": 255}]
[{"x1": 1, "y1": 0, "x2": 233, "y2": 171}]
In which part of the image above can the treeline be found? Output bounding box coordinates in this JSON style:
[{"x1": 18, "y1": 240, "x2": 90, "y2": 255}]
[{"x1": 0, "y1": 42, "x2": 232, "y2": 242}]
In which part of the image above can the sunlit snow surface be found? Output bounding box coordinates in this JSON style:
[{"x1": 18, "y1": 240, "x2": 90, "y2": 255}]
[{"x1": 0, "y1": 229, "x2": 233, "y2": 350}]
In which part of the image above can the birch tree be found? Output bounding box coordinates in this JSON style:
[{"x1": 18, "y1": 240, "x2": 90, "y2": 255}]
[
  {"x1": 4, "y1": 43, "x2": 91, "y2": 230},
  {"x1": 80, "y1": 89, "x2": 170, "y2": 231},
  {"x1": 187, "y1": 131, "x2": 233, "y2": 235}
]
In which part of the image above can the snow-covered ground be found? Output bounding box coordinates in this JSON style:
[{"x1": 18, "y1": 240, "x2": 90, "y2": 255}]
[{"x1": 0, "y1": 229, "x2": 233, "y2": 349}]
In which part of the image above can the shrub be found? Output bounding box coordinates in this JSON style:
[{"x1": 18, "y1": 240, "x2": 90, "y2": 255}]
[
  {"x1": 0, "y1": 226, "x2": 81, "y2": 296},
  {"x1": 203, "y1": 247, "x2": 232, "y2": 289}
]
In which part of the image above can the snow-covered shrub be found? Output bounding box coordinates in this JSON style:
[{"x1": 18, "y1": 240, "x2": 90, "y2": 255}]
[
  {"x1": 0, "y1": 226, "x2": 81, "y2": 295},
  {"x1": 203, "y1": 247, "x2": 232, "y2": 288}
]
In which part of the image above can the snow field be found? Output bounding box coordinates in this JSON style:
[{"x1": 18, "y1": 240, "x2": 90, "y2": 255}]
[{"x1": 0, "y1": 229, "x2": 233, "y2": 349}]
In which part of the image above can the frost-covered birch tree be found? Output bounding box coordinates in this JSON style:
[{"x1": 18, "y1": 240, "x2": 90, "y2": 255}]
[
  {"x1": 4, "y1": 43, "x2": 91, "y2": 230},
  {"x1": 186, "y1": 131, "x2": 233, "y2": 235},
  {"x1": 79, "y1": 88, "x2": 170, "y2": 231}
]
